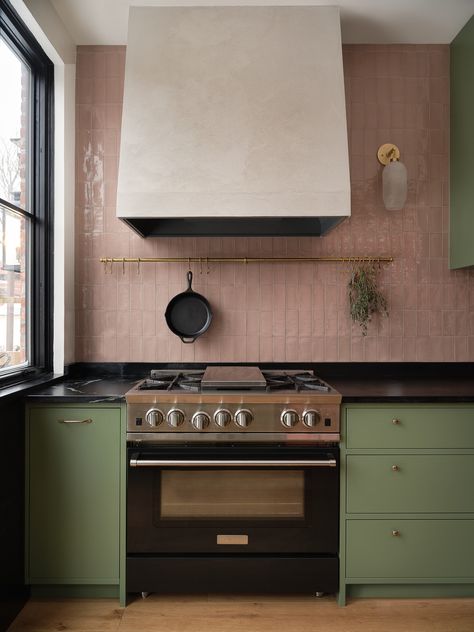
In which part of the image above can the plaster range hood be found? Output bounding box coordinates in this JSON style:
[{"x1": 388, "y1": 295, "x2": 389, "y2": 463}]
[{"x1": 116, "y1": 6, "x2": 351, "y2": 237}]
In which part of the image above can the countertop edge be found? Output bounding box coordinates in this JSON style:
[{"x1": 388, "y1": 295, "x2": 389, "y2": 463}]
[{"x1": 341, "y1": 396, "x2": 474, "y2": 403}]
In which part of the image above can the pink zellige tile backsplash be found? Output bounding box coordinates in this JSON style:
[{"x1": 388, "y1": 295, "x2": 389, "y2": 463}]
[{"x1": 75, "y1": 44, "x2": 474, "y2": 363}]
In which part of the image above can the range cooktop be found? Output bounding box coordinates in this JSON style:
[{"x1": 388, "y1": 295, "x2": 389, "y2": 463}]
[{"x1": 135, "y1": 366, "x2": 334, "y2": 394}]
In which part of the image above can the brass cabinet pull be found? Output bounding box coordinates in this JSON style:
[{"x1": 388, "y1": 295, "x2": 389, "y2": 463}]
[
  {"x1": 58, "y1": 418, "x2": 93, "y2": 424},
  {"x1": 391, "y1": 465, "x2": 400, "y2": 472},
  {"x1": 392, "y1": 530, "x2": 400, "y2": 537},
  {"x1": 392, "y1": 418, "x2": 400, "y2": 425}
]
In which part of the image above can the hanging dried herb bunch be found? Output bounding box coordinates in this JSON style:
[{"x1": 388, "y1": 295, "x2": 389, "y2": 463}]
[{"x1": 348, "y1": 263, "x2": 388, "y2": 336}]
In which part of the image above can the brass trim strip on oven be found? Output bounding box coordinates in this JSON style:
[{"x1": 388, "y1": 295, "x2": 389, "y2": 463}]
[
  {"x1": 129, "y1": 458, "x2": 337, "y2": 468},
  {"x1": 217, "y1": 535, "x2": 249, "y2": 545}
]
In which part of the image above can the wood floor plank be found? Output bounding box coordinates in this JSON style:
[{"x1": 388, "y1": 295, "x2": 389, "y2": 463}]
[
  {"x1": 7, "y1": 599, "x2": 123, "y2": 632},
  {"x1": 7, "y1": 596, "x2": 474, "y2": 632}
]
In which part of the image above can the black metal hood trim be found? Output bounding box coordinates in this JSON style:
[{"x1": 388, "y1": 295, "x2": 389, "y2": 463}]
[{"x1": 120, "y1": 216, "x2": 346, "y2": 238}]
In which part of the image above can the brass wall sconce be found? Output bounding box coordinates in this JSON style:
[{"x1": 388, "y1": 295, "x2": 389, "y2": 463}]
[{"x1": 377, "y1": 143, "x2": 407, "y2": 210}]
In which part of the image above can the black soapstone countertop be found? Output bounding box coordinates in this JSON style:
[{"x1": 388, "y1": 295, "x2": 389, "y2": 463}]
[{"x1": 24, "y1": 362, "x2": 474, "y2": 404}]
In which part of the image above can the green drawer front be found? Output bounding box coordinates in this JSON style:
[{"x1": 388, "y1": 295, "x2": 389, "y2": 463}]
[
  {"x1": 28, "y1": 407, "x2": 120, "y2": 583},
  {"x1": 346, "y1": 519, "x2": 474, "y2": 579},
  {"x1": 346, "y1": 454, "x2": 474, "y2": 514},
  {"x1": 346, "y1": 407, "x2": 474, "y2": 449}
]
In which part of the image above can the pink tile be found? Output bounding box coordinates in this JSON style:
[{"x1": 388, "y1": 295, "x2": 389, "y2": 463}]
[
  {"x1": 298, "y1": 310, "x2": 312, "y2": 337},
  {"x1": 272, "y1": 336, "x2": 286, "y2": 361},
  {"x1": 376, "y1": 337, "x2": 390, "y2": 361},
  {"x1": 454, "y1": 336, "x2": 471, "y2": 361},
  {"x1": 105, "y1": 49, "x2": 126, "y2": 77},
  {"x1": 337, "y1": 336, "x2": 351, "y2": 361},
  {"x1": 77, "y1": 104, "x2": 92, "y2": 130},
  {"x1": 402, "y1": 337, "x2": 417, "y2": 361},
  {"x1": 283, "y1": 337, "x2": 297, "y2": 362},
  {"x1": 260, "y1": 337, "x2": 273, "y2": 362},
  {"x1": 389, "y1": 337, "x2": 404, "y2": 361},
  {"x1": 245, "y1": 335, "x2": 260, "y2": 360},
  {"x1": 286, "y1": 310, "x2": 298, "y2": 337},
  {"x1": 429, "y1": 311, "x2": 443, "y2": 336}
]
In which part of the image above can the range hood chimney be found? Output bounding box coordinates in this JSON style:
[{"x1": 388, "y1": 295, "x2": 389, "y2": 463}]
[{"x1": 116, "y1": 6, "x2": 350, "y2": 237}]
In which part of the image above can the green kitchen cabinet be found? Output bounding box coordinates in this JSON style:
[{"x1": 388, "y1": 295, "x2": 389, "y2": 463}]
[
  {"x1": 26, "y1": 404, "x2": 126, "y2": 603},
  {"x1": 451, "y1": 14, "x2": 474, "y2": 269},
  {"x1": 346, "y1": 519, "x2": 474, "y2": 580},
  {"x1": 346, "y1": 407, "x2": 474, "y2": 449},
  {"x1": 346, "y1": 454, "x2": 474, "y2": 514},
  {"x1": 339, "y1": 404, "x2": 474, "y2": 605}
]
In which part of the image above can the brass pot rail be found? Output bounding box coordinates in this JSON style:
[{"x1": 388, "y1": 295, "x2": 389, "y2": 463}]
[{"x1": 100, "y1": 256, "x2": 393, "y2": 270}]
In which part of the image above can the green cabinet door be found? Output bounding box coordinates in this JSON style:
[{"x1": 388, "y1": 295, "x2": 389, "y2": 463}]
[
  {"x1": 27, "y1": 406, "x2": 121, "y2": 584},
  {"x1": 451, "y1": 14, "x2": 474, "y2": 269}
]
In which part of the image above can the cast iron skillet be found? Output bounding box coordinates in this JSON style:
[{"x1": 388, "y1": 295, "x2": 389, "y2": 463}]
[{"x1": 165, "y1": 271, "x2": 213, "y2": 343}]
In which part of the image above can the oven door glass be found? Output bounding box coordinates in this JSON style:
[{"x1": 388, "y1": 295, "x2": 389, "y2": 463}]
[
  {"x1": 160, "y1": 469, "x2": 304, "y2": 519},
  {"x1": 127, "y1": 445, "x2": 339, "y2": 555}
]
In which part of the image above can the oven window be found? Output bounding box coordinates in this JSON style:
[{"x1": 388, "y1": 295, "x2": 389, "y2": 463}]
[{"x1": 160, "y1": 470, "x2": 304, "y2": 519}]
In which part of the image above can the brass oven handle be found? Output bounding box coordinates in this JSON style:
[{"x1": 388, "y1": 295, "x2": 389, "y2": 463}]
[
  {"x1": 58, "y1": 418, "x2": 93, "y2": 424},
  {"x1": 129, "y1": 458, "x2": 337, "y2": 468}
]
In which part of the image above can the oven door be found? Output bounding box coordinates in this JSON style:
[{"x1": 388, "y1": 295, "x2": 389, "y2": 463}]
[{"x1": 127, "y1": 444, "x2": 339, "y2": 554}]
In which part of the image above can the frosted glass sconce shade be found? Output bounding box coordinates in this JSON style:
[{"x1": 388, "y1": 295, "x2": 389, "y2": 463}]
[
  {"x1": 377, "y1": 143, "x2": 407, "y2": 211},
  {"x1": 382, "y1": 159, "x2": 407, "y2": 210}
]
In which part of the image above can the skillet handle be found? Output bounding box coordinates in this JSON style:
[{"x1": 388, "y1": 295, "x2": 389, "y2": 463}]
[
  {"x1": 186, "y1": 271, "x2": 193, "y2": 290},
  {"x1": 180, "y1": 335, "x2": 197, "y2": 344}
]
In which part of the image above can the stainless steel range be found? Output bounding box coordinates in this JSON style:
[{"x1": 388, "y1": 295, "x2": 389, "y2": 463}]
[
  {"x1": 125, "y1": 366, "x2": 341, "y2": 597},
  {"x1": 126, "y1": 366, "x2": 341, "y2": 444}
]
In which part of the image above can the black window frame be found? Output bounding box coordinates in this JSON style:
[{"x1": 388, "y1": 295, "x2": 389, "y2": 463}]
[{"x1": 0, "y1": 0, "x2": 54, "y2": 387}]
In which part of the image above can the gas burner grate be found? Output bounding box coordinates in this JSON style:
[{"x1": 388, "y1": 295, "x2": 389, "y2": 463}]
[
  {"x1": 137, "y1": 369, "x2": 331, "y2": 393},
  {"x1": 178, "y1": 380, "x2": 201, "y2": 392},
  {"x1": 181, "y1": 372, "x2": 204, "y2": 382},
  {"x1": 293, "y1": 374, "x2": 330, "y2": 392},
  {"x1": 263, "y1": 376, "x2": 295, "y2": 392},
  {"x1": 138, "y1": 378, "x2": 175, "y2": 390}
]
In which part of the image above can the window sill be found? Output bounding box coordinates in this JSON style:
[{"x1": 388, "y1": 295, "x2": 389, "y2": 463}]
[{"x1": 0, "y1": 372, "x2": 64, "y2": 402}]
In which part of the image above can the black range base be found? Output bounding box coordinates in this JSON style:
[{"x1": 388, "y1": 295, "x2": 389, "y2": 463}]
[{"x1": 127, "y1": 555, "x2": 339, "y2": 595}]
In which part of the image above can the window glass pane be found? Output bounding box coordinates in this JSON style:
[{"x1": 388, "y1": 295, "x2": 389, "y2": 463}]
[
  {"x1": 0, "y1": 37, "x2": 30, "y2": 211},
  {"x1": 0, "y1": 205, "x2": 28, "y2": 372}
]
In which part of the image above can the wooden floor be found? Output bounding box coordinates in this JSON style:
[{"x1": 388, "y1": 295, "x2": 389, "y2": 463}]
[{"x1": 7, "y1": 594, "x2": 474, "y2": 632}]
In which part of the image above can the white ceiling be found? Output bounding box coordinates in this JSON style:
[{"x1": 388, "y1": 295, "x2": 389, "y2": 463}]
[{"x1": 49, "y1": 0, "x2": 474, "y2": 45}]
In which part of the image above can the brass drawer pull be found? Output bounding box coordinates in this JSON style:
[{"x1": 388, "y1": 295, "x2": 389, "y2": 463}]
[
  {"x1": 391, "y1": 465, "x2": 400, "y2": 472},
  {"x1": 392, "y1": 530, "x2": 400, "y2": 537},
  {"x1": 58, "y1": 418, "x2": 93, "y2": 424},
  {"x1": 392, "y1": 418, "x2": 400, "y2": 425}
]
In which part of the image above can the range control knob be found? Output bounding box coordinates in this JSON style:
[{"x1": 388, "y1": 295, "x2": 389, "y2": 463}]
[
  {"x1": 214, "y1": 409, "x2": 232, "y2": 428},
  {"x1": 303, "y1": 409, "x2": 321, "y2": 428},
  {"x1": 234, "y1": 409, "x2": 253, "y2": 428},
  {"x1": 145, "y1": 408, "x2": 164, "y2": 427},
  {"x1": 167, "y1": 409, "x2": 185, "y2": 428},
  {"x1": 192, "y1": 412, "x2": 210, "y2": 431},
  {"x1": 281, "y1": 409, "x2": 299, "y2": 428}
]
